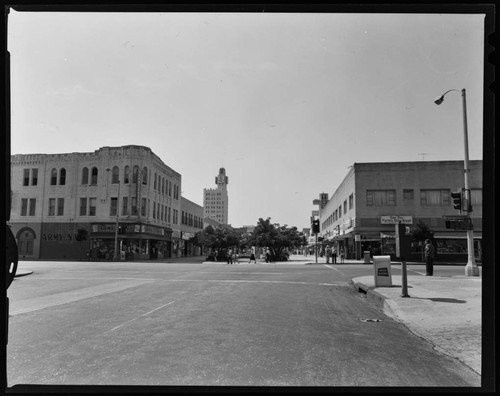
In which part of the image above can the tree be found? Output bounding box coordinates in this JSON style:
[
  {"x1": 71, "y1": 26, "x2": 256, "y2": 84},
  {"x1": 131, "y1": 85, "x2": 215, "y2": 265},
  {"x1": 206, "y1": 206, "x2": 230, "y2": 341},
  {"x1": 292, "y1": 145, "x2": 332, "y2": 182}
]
[
  {"x1": 74, "y1": 228, "x2": 89, "y2": 260},
  {"x1": 195, "y1": 225, "x2": 241, "y2": 261},
  {"x1": 411, "y1": 221, "x2": 435, "y2": 262},
  {"x1": 248, "y1": 218, "x2": 307, "y2": 261}
]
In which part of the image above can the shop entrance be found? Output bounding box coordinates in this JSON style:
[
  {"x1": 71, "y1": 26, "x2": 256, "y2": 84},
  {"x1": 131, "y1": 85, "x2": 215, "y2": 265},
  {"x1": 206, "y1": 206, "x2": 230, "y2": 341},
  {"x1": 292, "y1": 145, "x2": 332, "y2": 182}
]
[{"x1": 17, "y1": 228, "x2": 35, "y2": 256}]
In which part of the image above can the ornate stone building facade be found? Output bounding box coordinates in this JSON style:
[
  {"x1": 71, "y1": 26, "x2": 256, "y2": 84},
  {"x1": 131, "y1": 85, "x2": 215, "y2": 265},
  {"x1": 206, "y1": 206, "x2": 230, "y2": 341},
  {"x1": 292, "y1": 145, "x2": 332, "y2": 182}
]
[{"x1": 9, "y1": 145, "x2": 193, "y2": 260}]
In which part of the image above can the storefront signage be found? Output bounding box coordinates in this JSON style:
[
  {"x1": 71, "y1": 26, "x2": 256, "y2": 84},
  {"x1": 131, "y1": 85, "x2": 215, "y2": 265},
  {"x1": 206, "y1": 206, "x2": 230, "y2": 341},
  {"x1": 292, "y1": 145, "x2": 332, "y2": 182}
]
[
  {"x1": 141, "y1": 225, "x2": 166, "y2": 236},
  {"x1": 182, "y1": 232, "x2": 194, "y2": 240},
  {"x1": 380, "y1": 216, "x2": 413, "y2": 224},
  {"x1": 92, "y1": 224, "x2": 116, "y2": 233},
  {"x1": 92, "y1": 224, "x2": 140, "y2": 233}
]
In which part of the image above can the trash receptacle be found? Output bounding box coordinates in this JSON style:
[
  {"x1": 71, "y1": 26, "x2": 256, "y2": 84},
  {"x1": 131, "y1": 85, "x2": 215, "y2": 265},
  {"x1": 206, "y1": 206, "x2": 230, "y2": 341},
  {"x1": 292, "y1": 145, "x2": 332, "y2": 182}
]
[
  {"x1": 363, "y1": 251, "x2": 371, "y2": 264},
  {"x1": 373, "y1": 255, "x2": 392, "y2": 287}
]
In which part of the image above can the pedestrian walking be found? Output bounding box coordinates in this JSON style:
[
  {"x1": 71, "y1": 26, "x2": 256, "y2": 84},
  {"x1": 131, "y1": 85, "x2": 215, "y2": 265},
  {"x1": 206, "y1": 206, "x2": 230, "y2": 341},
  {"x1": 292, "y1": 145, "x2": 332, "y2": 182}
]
[
  {"x1": 265, "y1": 251, "x2": 271, "y2": 263},
  {"x1": 249, "y1": 252, "x2": 256, "y2": 264},
  {"x1": 424, "y1": 239, "x2": 435, "y2": 276},
  {"x1": 227, "y1": 250, "x2": 233, "y2": 264},
  {"x1": 339, "y1": 248, "x2": 345, "y2": 263},
  {"x1": 331, "y1": 249, "x2": 337, "y2": 263},
  {"x1": 326, "y1": 247, "x2": 331, "y2": 264}
]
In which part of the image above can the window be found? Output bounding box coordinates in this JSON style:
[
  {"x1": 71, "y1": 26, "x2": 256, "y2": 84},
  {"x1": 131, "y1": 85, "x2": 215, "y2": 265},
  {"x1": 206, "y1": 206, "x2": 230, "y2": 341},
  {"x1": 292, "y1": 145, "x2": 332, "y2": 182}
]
[
  {"x1": 133, "y1": 166, "x2": 139, "y2": 184},
  {"x1": 80, "y1": 198, "x2": 87, "y2": 216},
  {"x1": 343, "y1": 200, "x2": 347, "y2": 214},
  {"x1": 403, "y1": 189, "x2": 414, "y2": 200},
  {"x1": 29, "y1": 198, "x2": 36, "y2": 216},
  {"x1": 89, "y1": 198, "x2": 96, "y2": 216},
  {"x1": 21, "y1": 198, "x2": 28, "y2": 216},
  {"x1": 142, "y1": 168, "x2": 148, "y2": 185},
  {"x1": 161, "y1": 205, "x2": 164, "y2": 221},
  {"x1": 339, "y1": 205, "x2": 342, "y2": 218},
  {"x1": 167, "y1": 207, "x2": 171, "y2": 223},
  {"x1": 153, "y1": 202, "x2": 156, "y2": 219},
  {"x1": 154, "y1": 174, "x2": 157, "y2": 190},
  {"x1": 169, "y1": 181, "x2": 172, "y2": 196},
  {"x1": 57, "y1": 198, "x2": 64, "y2": 216},
  {"x1": 82, "y1": 167, "x2": 89, "y2": 184},
  {"x1": 50, "y1": 169, "x2": 57, "y2": 185},
  {"x1": 349, "y1": 194, "x2": 354, "y2": 210},
  {"x1": 59, "y1": 168, "x2": 66, "y2": 185},
  {"x1": 124, "y1": 166, "x2": 130, "y2": 184},
  {"x1": 366, "y1": 190, "x2": 396, "y2": 206},
  {"x1": 141, "y1": 198, "x2": 147, "y2": 216},
  {"x1": 471, "y1": 189, "x2": 482, "y2": 206},
  {"x1": 110, "y1": 197, "x2": 118, "y2": 216},
  {"x1": 420, "y1": 189, "x2": 450, "y2": 206},
  {"x1": 90, "y1": 167, "x2": 98, "y2": 185},
  {"x1": 162, "y1": 178, "x2": 165, "y2": 195},
  {"x1": 112, "y1": 166, "x2": 119, "y2": 184},
  {"x1": 31, "y1": 169, "x2": 38, "y2": 186},
  {"x1": 48, "y1": 198, "x2": 56, "y2": 216},
  {"x1": 23, "y1": 169, "x2": 30, "y2": 186},
  {"x1": 122, "y1": 197, "x2": 128, "y2": 215},
  {"x1": 131, "y1": 197, "x2": 137, "y2": 215}
]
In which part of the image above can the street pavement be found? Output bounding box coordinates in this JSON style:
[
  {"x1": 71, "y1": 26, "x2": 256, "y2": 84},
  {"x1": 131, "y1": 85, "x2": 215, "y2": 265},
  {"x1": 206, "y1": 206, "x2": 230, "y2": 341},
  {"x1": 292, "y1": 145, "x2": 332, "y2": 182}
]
[
  {"x1": 13, "y1": 254, "x2": 482, "y2": 377},
  {"x1": 205, "y1": 254, "x2": 483, "y2": 376}
]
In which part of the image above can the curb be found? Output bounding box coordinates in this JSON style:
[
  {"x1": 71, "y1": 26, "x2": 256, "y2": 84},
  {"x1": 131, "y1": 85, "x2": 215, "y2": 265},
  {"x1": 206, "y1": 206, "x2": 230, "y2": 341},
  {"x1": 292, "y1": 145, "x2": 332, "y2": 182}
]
[
  {"x1": 350, "y1": 279, "x2": 388, "y2": 311},
  {"x1": 15, "y1": 270, "x2": 34, "y2": 278}
]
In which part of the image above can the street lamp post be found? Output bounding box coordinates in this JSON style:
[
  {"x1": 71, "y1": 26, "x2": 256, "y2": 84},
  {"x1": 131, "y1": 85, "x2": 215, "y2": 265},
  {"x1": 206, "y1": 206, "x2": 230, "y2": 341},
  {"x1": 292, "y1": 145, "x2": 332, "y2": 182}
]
[
  {"x1": 106, "y1": 168, "x2": 121, "y2": 262},
  {"x1": 434, "y1": 88, "x2": 479, "y2": 276}
]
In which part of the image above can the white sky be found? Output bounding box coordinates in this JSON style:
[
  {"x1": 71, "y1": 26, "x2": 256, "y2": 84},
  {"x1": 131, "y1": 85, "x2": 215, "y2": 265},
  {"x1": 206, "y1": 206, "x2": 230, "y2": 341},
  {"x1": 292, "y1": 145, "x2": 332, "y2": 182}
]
[{"x1": 8, "y1": 11, "x2": 485, "y2": 230}]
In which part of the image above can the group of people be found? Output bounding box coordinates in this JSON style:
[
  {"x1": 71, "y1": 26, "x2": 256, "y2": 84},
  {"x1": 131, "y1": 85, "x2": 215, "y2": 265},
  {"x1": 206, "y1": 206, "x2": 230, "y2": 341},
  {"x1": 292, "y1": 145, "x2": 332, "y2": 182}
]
[
  {"x1": 226, "y1": 250, "x2": 259, "y2": 264},
  {"x1": 325, "y1": 247, "x2": 345, "y2": 263}
]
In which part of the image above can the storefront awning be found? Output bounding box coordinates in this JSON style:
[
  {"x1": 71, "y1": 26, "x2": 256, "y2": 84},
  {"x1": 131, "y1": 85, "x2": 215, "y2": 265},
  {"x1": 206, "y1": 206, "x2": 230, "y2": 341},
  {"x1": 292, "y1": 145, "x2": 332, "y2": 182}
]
[{"x1": 433, "y1": 233, "x2": 482, "y2": 239}]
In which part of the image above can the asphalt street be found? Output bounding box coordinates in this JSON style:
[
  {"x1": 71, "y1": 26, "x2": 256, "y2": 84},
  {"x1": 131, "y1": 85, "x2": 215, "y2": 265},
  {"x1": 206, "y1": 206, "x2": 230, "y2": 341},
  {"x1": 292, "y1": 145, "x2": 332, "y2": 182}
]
[{"x1": 6, "y1": 259, "x2": 480, "y2": 388}]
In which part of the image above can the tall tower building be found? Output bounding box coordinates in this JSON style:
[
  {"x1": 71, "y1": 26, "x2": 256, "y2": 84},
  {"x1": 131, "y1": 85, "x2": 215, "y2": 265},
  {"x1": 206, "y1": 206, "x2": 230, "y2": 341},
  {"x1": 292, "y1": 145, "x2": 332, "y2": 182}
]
[{"x1": 203, "y1": 167, "x2": 229, "y2": 225}]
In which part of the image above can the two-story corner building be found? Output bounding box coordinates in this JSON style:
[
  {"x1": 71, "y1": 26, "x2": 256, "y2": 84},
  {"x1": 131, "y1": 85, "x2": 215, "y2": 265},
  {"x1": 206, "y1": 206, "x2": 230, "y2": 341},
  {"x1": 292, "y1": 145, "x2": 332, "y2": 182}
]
[
  {"x1": 318, "y1": 160, "x2": 483, "y2": 262},
  {"x1": 180, "y1": 196, "x2": 204, "y2": 257},
  {"x1": 9, "y1": 145, "x2": 184, "y2": 260}
]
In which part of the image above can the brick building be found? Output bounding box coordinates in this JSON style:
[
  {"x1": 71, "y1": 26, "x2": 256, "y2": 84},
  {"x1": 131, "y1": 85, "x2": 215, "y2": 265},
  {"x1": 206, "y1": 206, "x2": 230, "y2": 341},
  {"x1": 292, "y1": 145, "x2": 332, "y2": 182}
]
[{"x1": 317, "y1": 160, "x2": 483, "y2": 262}]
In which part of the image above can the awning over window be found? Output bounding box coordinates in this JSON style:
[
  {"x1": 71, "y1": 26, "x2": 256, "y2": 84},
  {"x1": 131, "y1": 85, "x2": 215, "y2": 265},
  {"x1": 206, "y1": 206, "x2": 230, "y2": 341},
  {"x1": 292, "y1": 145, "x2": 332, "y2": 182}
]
[{"x1": 433, "y1": 232, "x2": 482, "y2": 239}]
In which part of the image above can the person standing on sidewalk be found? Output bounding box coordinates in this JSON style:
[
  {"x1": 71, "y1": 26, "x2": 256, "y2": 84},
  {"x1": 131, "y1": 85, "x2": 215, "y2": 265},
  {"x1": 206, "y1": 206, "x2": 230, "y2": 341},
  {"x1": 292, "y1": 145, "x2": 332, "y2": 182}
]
[
  {"x1": 227, "y1": 249, "x2": 233, "y2": 265},
  {"x1": 331, "y1": 249, "x2": 337, "y2": 263},
  {"x1": 339, "y1": 248, "x2": 345, "y2": 263},
  {"x1": 249, "y1": 252, "x2": 256, "y2": 264},
  {"x1": 424, "y1": 239, "x2": 435, "y2": 276}
]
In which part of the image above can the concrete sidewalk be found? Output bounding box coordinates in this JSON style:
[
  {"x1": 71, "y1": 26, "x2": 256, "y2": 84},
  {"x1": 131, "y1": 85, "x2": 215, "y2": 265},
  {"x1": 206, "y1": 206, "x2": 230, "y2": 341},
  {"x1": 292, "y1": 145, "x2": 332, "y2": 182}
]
[{"x1": 351, "y1": 274, "x2": 481, "y2": 375}]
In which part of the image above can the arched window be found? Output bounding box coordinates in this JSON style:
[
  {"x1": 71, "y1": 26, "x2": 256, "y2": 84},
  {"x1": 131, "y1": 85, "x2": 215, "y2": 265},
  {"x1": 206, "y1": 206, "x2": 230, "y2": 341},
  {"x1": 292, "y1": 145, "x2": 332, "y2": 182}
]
[
  {"x1": 112, "y1": 166, "x2": 119, "y2": 184},
  {"x1": 50, "y1": 168, "x2": 57, "y2": 185},
  {"x1": 124, "y1": 166, "x2": 130, "y2": 184},
  {"x1": 82, "y1": 167, "x2": 89, "y2": 184},
  {"x1": 154, "y1": 173, "x2": 157, "y2": 190},
  {"x1": 133, "y1": 166, "x2": 139, "y2": 184},
  {"x1": 142, "y1": 167, "x2": 148, "y2": 185},
  {"x1": 59, "y1": 168, "x2": 66, "y2": 185},
  {"x1": 91, "y1": 167, "x2": 98, "y2": 185}
]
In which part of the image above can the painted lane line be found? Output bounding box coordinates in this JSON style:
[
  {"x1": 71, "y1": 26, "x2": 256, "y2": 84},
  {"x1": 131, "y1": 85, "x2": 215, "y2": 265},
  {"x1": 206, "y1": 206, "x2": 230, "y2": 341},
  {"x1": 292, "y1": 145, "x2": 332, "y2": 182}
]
[
  {"x1": 9, "y1": 279, "x2": 155, "y2": 316},
  {"x1": 110, "y1": 301, "x2": 175, "y2": 332},
  {"x1": 323, "y1": 264, "x2": 344, "y2": 274}
]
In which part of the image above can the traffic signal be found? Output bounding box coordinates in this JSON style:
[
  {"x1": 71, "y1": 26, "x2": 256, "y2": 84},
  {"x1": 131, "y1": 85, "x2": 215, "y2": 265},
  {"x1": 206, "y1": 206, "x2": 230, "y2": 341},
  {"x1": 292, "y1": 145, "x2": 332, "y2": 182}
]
[
  {"x1": 450, "y1": 190, "x2": 462, "y2": 212},
  {"x1": 463, "y1": 188, "x2": 473, "y2": 213},
  {"x1": 312, "y1": 219, "x2": 320, "y2": 234}
]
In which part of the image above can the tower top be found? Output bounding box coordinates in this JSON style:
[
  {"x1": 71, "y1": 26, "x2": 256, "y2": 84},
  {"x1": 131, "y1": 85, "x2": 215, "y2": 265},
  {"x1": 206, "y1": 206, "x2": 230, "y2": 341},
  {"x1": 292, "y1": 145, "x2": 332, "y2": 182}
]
[{"x1": 215, "y1": 167, "x2": 228, "y2": 188}]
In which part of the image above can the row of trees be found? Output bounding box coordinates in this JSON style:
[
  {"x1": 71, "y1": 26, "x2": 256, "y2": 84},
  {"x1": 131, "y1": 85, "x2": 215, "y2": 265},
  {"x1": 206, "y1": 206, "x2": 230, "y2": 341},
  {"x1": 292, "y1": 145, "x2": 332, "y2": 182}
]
[
  {"x1": 195, "y1": 219, "x2": 436, "y2": 262},
  {"x1": 195, "y1": 217, "x2": 307, "y2": 262}
]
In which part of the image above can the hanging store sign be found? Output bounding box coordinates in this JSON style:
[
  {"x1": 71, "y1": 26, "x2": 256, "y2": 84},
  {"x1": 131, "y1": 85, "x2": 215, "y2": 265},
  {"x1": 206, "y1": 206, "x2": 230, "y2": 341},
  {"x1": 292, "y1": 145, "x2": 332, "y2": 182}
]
[{"x1": 380, "y1": 216, "x2": 413, "y2": 225}]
